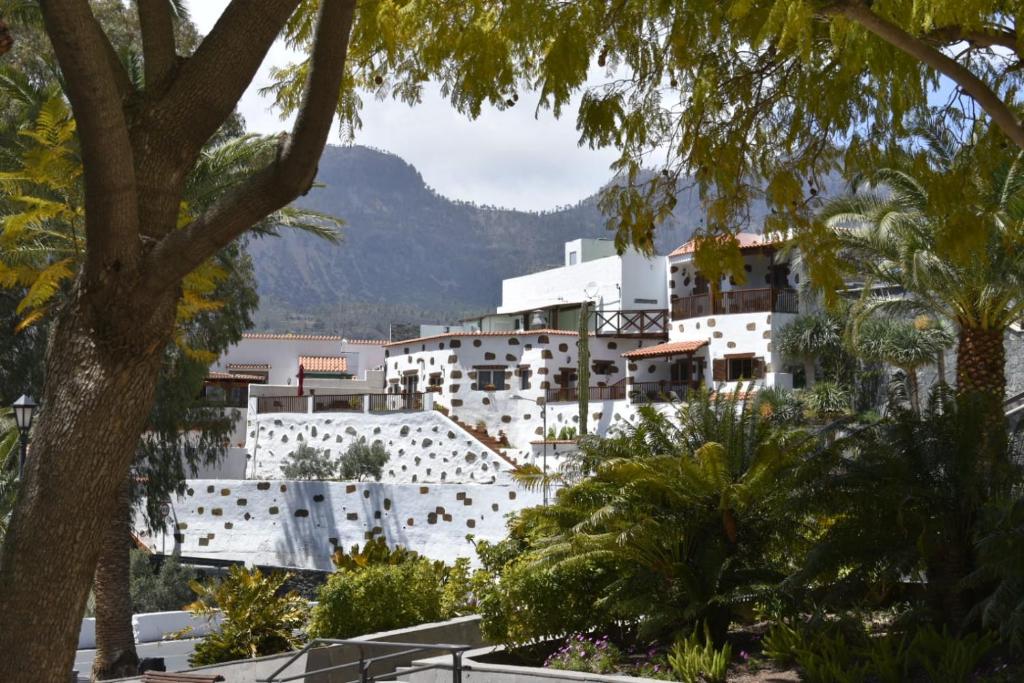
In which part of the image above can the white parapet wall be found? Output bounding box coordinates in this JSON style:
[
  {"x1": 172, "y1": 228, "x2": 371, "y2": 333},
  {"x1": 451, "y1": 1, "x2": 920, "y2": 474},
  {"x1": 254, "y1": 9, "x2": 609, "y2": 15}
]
[
  {"x1": 136, "y1": 480, "x2": 544, "y2": 569},
  {"x1": 245, "y1": 408, "x2": 514, "y2": 484}
]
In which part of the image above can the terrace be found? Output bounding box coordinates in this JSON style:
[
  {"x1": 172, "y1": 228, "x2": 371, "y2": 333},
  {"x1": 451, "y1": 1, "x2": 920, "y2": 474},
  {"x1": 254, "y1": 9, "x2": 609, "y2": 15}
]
[{"x1": 671, "y1": 286, "x2": 798, "y2": 321}]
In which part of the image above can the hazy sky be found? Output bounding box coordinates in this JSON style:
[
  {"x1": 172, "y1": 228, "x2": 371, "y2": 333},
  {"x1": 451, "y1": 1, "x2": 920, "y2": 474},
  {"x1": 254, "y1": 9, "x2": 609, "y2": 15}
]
[{"x1": 188, "y1": 3, "x2": 620, "y2": 212}]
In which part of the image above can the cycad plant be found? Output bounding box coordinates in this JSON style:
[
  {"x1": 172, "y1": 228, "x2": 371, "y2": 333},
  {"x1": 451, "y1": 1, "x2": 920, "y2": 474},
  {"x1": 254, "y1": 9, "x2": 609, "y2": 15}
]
[{"x1": 510, "y1": 389, "x2": 818, "y2": 643}]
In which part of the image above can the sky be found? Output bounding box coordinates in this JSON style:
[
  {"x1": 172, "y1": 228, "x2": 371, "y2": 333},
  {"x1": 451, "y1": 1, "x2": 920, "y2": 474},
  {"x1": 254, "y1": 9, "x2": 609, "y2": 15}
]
[{"x1": 188, "y1": 3, "x2": 620, "y2": 212}]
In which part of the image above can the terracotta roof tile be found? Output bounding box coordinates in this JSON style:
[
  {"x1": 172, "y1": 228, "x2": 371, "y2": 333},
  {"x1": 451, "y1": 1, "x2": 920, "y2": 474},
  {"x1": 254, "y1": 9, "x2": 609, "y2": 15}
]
[
  {"x1": 385, "y1": 329, "x2": 583, "y2": 348},
  {"x1": 227, "y1": 362, "x2": 270, "y2": 370},
  {"x1": 242, "y1": 333, "x2": 386, "y2": 344},
  {"x1": 669, "y1": 232, "x2": 780, "y2": 258},
  {"x1": 621, "y1": 339, "x2": 709, "y2": 359},
  {"x1": 298, "y1": 355, "x2": 349, "y2": 373}
]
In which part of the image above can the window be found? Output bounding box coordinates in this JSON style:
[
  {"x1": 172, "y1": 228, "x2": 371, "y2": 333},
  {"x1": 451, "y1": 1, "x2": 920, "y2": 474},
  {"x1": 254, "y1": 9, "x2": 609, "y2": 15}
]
[
  {"x1": 428, "y1": 373, "x2": 443, "y2": 388},
  {"x1": 569, "y1": 250, "x2": 578, "y2": 265},
  {"x1": 476, "y1": 367, "x2": 507, "y2": 391},
  {"x1": 519, "y1": 366, "x2": 531, "y2": 390},
  {"x1": 592, "y1": 360, "x2": 614, "y2": 375},
  {"x1": 727, "y1": 357, "x2": 754, "y2": 381}
]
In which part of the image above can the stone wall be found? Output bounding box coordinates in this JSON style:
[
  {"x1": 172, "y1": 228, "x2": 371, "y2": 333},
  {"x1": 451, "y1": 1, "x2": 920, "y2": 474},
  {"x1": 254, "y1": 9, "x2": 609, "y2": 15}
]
[{"x1": 138, "y1": 480, "x2": 544, "y2": 569}]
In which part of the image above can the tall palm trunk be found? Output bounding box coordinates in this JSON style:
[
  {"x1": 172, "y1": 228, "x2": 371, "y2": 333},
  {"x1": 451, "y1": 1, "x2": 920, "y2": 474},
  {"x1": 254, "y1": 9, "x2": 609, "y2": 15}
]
[
  {"x1": 906, "y1": 367, "x2": 921, "y2": 415},
  {"x1": 92, "y1": 478, "x2": 139, "y2": 680},
  {"x1": 803, "y1": 357, "x2": 816, "y2": 388},
  {"x1": 955, "y1": 326, "x2": 1007, "y2": 472}
]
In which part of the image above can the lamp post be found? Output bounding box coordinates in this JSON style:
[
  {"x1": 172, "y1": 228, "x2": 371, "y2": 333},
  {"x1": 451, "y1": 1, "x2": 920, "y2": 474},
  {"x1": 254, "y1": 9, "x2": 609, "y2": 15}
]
[
  {"x1": 12, "y1": 394, "x2": 37, "y2": 479},
  {"x1": 512, "y1": 394, "x2": 548, "y2": 505}
]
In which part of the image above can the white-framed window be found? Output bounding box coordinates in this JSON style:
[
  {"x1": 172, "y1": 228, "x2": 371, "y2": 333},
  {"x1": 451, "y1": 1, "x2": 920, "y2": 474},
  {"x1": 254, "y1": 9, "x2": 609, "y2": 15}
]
[{"x1": 476, "y1": 367, "x2": 507, "y2": 391}]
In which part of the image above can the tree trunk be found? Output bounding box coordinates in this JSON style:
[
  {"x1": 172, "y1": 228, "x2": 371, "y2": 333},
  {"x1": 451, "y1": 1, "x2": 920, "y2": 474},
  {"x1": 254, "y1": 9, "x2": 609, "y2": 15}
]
[
  {"x1": 803, "y1": 357, "x2": 816, "y2": 388},
  {"x1": 92, "y1": 479, "x2": 139, "y2": 680},
  {"x1": 907, "y1": 367, "x2": 920, "y2": 415},
  {"x1": 955, "y1": 326, "x2": 1007, "y2": 474},
  {"x1": 0, "y1": 284, "x2": 175, "y2": 683}
]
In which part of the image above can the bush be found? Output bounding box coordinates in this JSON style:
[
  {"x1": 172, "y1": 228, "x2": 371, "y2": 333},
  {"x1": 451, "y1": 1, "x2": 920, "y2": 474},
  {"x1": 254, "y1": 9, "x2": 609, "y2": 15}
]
[
  {"x1": 129, "y1": 550, "x2": 196, "y2": 613},
  {"x1": 545, "y1": 634, "x2": 623, "y2": 674},
  {"x1": 280, "y1": 444, "x2": 336, "y2": 480},
  {"x1": 338, "y1": 437, "x2": 388, "y2": 481},
  {"x1": 309, "y1": 545, "x2": 473, "y2": 639},
  {"x1": 185, "y1": 565, "x2": 307, "y2": 666}
]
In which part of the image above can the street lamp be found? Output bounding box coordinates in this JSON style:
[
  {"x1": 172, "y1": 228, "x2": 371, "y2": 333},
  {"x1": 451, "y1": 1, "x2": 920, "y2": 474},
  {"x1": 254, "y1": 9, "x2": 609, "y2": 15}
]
[
  {"x1": 12, "y1": 394, "x2": 37, "y2": 479},
  {"x1": 511, "y1": 394, "x2": 548, "y2": 505}
]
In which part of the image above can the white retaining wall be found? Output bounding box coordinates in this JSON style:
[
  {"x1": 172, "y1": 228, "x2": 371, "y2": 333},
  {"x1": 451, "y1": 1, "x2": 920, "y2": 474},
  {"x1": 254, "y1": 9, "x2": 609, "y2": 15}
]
[
  {"x1": 135, "y1": 480, "x2": 544, "y2": 569},
  {"x1": 78, "y1": 611, "x2": 222, "y2": 649}
]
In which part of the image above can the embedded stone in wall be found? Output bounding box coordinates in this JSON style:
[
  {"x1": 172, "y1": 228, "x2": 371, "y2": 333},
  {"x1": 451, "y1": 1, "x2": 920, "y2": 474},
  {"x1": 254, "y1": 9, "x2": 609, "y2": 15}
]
[
  {"x1": 713, "y1": 331, "x2": 723, "y2": 338},
  {"x1": 212, "y1": 508, "x2": 223, "y2": 516},
  {"x1": 541, "y1": 350, "x2": 553, "y2": 359},
  {"x1": 347, "y1": 512, "x2": 358, "y2": 520},
  {"x1": 463, "y1": 497, "x2": 473, "y2": 506},
  {"x1": 509, "y1": 491, "x2": 517, "y2": 500},
  {"x1": 505, "y1": 354, "x2": 516, "y2": 361},
  {"x1": 537, "y1": 367, "x2": 548, "y2": 375},
  {"x1": 508, "y1": 337, "x2": 520, "y2": 345},
  {"x1": 400, "y1": 426, "x2": 410, "y2": 436},
  {"x1": 451, "y1": 399, "x2": 463, "y2": 406},
  {"x1": 420, "y1": 486, "x2": 430, "y2": 493},
  {"x1": 197, "y1": 507, "x2": 204, "y2": 514},
  {"x1": 269, "y1": 506, "x2": 279, "y2": 514},
  {"x1": 427, "y1": 512, "x2": 438, "y2": 524},
  {"x1": 406, "y1": 518, "x2": 414, "y2": 526},
  {"x1": 224, "y1": 522, "x2": 233, "y2": 529},
  {"x1": 244, "y1": 513, "x2": 251, "y2": 521},
  {"x1": 727, "y1": 342, "x2": 736, "y2": 348},
  {"x1": 482, "y1": 397, "x2": 490, "y2": 405},
  {"x1": 422, "y1": 438, "x2": 433, "y2": 447},
  {"x1": 280, "y1": 484, "x2": 288, "y2": 492},
  {"x1": 384, "y1": 498, "x2": 392, "y2": 510},
  {"x1": 236, "y1": 498, "x2": 247, "y2": 506},
  {"x1": 746, "y1": 322, "x2": 756, "y2": 331},
  {"x1": 198, "y1": 538, "x2": 209, "y2": 547},
  {"x1": 186, "y1": 488, "x2": 194, "y2": 496},
  {"x1": 313, "y1": 494, "x2": 324, "y2": 503},
  {"x1": 450, "y1": 339, "x2": 461, "y2": 348},
  {"x1": 346, "y1": 484, "x2": 356, "y2": 493},
  {"x1": 707, "y1": 318, "x2": 716, "y2": 327},
  {"x1": 484, "y1": 352, "x2": 496, "y2": 360},
  {"x1": 311, "y1": 426, "x2": 318, "y2": 437},
  {"x1": 473, "y1": 339, "x2": 482, "y2": 347},
  {"x1": 449, "y1": 384, "x2": 460, "y2": 393},
  {"x1": 558, "y1": 343, "x2": 568, "y2": 352},
  {"x1": 608, "y1": 341, "x2": 617, "y2": 349},
  {"x1": 540, "y1": 381, "x2": 550, "y2": 389},
  {"x1": 763, "y1": 331, "x2": 771, "y2": 339},
  {"x1": 491, "y1": 503, "x2": 499, "y2": 511},
  {"x1": 207, "y1": 485, "x2": 215, "y2": 493},
  {"x1": 450, "y1": 370, "x2": 462, "y2": 379},
  {"x1": 628, "y1": 363, "x2": 637, "y2": 371},
  {"x1": 363, "y1": 490, "x2": 371, "y2": 498},
  {"x1": 294, "y1": 509, "x2": 309, "y2": 517},
  {"x1": 501, "y1": 415, "x2": 512, "y2": 423},
  {"x1": 466, "y1": 519, "x2": 476, "y2": 528},
  {"x1": 767, "y1": 343, "x2": 773, "y2": 352},
  {"x1": 346, "y1": 426, "x2": 357, "y2": 435}
]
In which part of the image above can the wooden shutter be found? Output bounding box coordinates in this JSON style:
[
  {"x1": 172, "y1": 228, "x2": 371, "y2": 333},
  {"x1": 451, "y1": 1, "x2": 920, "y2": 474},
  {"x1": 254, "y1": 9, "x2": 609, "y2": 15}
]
[
  {"x1": 713, "y1": 358, "x2": 726, "y2": 381},
  {"x1": 752, "y1": 357, "x2": 766, "y2": 379}
]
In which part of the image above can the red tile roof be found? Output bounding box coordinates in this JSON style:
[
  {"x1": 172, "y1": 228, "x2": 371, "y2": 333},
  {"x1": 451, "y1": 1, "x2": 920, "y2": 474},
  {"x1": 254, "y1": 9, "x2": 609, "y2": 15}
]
[
  {"x1": 207, "y1": 371, "x2": 264, "y2": 382},
  {"x1": 621, "y1": 339, "x2": 709, "y2": 359},
  {"x1": 669, "y1": 232, "x2": 780, "y2": 258},
  {"x1": 385, "y1": 329, "x2": 583, "y2": 348},
  {"x1": 227, "y1": 362, "x2": 270, "y2": 370},
  {"x1": 242, "y1": 333, "x2": 386, "y2": 344},
  {"x1": 298, "y1": 355, "x2": 349, "y2": 373}
]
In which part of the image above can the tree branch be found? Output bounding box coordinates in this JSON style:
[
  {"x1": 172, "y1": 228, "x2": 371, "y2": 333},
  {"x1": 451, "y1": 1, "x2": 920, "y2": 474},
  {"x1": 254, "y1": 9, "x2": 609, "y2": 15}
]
[
  {"x1": 926, "y1": 24, "x2": 1020, "y2": 58},
  {"x1": 143, "y1": 0, "x2": 357, "y2": 290},
  {"x1": 138, "y1": 0, "x2": 177, "y2": 87},
  {"x1": 830, "y1": 1, "x2": 1024, "y2": 150},
  {"x1": 150, "y1": 0, "x2": 302, "y2": 158},
  {"x1": 39, "y1": 0, "x2": 139, "y2": 278}
]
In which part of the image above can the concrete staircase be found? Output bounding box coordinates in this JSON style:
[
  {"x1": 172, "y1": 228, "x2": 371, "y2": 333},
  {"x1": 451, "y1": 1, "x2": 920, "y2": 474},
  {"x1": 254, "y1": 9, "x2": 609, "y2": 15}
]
[{"x1": 442, "y1": 412, "x2": 522, "y2": 470}]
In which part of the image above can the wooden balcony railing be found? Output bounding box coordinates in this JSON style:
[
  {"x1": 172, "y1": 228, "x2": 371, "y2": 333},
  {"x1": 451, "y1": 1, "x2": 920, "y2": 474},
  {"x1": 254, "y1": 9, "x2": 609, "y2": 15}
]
[
  {"x1": 671, "y1": 287, "x2": 798, "y2": 321},
  {"x1": 628, "y1": 381, "x2": 692, "y2": 404},
  {"x1": 546, "y1": 384, "x2": 628, "y2": 403},
  {"x1": 594, "y1": 309, "x2": 669, "y2": 338}
]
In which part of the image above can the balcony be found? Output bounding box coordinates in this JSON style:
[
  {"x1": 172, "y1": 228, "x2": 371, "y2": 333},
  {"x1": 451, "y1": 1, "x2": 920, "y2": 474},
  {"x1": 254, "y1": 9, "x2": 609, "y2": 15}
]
[
  {"x1": 255, "y1": 392, "x2": 425, "y2": 414},
  {"x1": 629, "y1": 381, "x2": 693, "y2": 404},
  {"x1": 594, "y1": 309, "x2": 669, "y2": 339},
  {"x1": 671, "y1": 287, "x2": 798, "y2": 321},
  {"x1": 546, "y1": 384, "x2": 628, "y2": 403}
]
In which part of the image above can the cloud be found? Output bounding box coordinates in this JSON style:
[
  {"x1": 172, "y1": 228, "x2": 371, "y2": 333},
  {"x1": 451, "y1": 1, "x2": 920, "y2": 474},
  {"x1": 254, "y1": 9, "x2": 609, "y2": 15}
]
[{"x1": 188, "y1": 2, "x2": 619, "y2": 212}]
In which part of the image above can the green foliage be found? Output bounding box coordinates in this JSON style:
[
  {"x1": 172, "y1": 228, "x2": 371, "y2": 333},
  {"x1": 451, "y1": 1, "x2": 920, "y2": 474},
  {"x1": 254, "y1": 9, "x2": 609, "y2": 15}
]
[
  {"x1": 555, "y1": 425, "x2": 577, "y2": 440},
  {"x1": 128, "y1": 550, "x2": 196, "y2": 614},
  {"x1": 185, "y1": 565, "x2": 307, "y2": 666},
  {"x1": 280, "y1": 443, "x2": 337, "y2": 480},
  {"x1": 668, "y1": 624, "x2": 731, "y2": 683},
  {"x1": 970, "y1": 495, "x2": 1024, "y2": 654},
  {"x1": 481, "y1": 390, "x2": 820, "y2": 645},
  {"x1": 330, "y1": 536, "x2": 423, "y2": 570},
  {"x1": 545, "y1": 634, "x2": 623, "y2": 675},
  {"x1": 908, "y1": 625, "x2": 997, "y2": 683},
  {"x1": 760, "y1": 621, "x2": 806, "y2": 667},
  {"x1": 308, "y1": 552, "x2": 473, "y2": 639},
  {"x1": 338, "y1": 436, "x2": 388, "y2": 482}
]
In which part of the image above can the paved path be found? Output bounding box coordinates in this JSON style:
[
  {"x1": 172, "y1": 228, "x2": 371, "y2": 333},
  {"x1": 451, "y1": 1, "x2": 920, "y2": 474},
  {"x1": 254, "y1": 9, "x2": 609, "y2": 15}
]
[{"x1": 74, "y1": 638, "x2": 199, "y2": 678}]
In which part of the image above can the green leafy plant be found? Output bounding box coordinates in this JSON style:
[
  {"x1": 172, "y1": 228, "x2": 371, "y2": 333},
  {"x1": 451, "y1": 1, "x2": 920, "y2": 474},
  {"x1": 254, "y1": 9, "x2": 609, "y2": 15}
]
[
  {"x1": 279, "y1": 443, "x2": 336, "y2": 480},
  {"x1": 761, "y1": 621, "x2": 807, "y2": 667},
  {"x1": 909, "y1": 625, "x2": 996, "y2": 683},
  {"x1": 668, "y1": 623, "x2": 731, "y2": 683},
  {"x1": 309, "y1": 549, "x2": 473, "y2": 639},
  {"x1": 129, "y1": 550, "x2": 196, "y2": 613},
  {"x1": 545, "y1": 634, "x2": 623, "y2": 675},
  {"x1": 338, "y1": 437, "x2": 388, "y2": 481},
  {"x1": 184, "y1": 565, "x2": 307, "y2": 666},
  {"x1": 330, "y1": 537, "x2": 422, "y2": 570}
]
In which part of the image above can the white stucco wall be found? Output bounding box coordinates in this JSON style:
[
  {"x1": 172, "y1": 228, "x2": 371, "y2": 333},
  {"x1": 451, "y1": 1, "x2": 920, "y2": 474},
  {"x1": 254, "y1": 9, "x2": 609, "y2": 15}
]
[
  {"x1": 245, "y1": 408, "x2": 516, "y2": 484},
  {"x1": 137, "y1": 480, "x2": 544, "y2": 569},
  {"x1": 498, "y1": 256, "x2": 623, "y2": 315},
  {"x1": 213, "y1": 335, "x2": 387, "y2": 384}
]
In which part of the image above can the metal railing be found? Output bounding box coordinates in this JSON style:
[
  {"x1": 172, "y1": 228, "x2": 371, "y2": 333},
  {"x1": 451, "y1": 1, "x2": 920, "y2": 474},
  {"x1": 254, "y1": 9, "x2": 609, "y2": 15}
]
[
  {"x1": 628, "y1": 381, "x2": 691, "y2": 404},
  {"x1": 671, "y1": 287, "x2": 798, "y2": 320},
  {"x1": 546, "y1": 384, "x2": 628, "y2": 403},
  {"x1": 313, "y1": 394, "x2": 365, "y2": 413},
  {"x1": 256, "y1": 395, "x2": 308, "y2": 414},
  {"x1": 258, "y1": 638, "x2": 472, "y2": 683},
  {"x1": 594, "y1": 309, "x2": 669, "y2": 338},
  {"x1": 368, "y1": 392, "x2": 424, "y2": 413}
]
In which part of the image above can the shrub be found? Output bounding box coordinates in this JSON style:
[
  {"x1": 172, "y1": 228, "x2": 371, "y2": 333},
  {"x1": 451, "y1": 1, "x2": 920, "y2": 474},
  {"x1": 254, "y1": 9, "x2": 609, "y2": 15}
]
[
  {"x1": 184, "y1": 565, "x2": 307, "y2": 666},
  {"x1": 545, "y1": 634, "x2": 623, "y2": 674},
  {"x1": 668, "y1": 624, "x2": 731, "y2": 683},
  {"x1": 337, "y1": 437, "x2": 388, "y2": 481},
  {"x1": 129, "y1": 550, "x2": 196, "y2": 613},
  {"x1": 280, "y1": 444, "x2": 336, "y2": 480},
  {"x1": 309, "y1": 550, "x2": 473, "y2": 639}
]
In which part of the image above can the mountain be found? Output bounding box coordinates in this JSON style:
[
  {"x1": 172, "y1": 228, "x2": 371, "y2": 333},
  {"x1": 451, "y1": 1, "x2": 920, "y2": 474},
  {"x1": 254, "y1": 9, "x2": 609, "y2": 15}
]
[{"x1": 248, "y1": 145, "x2": 763, "y2": 338}]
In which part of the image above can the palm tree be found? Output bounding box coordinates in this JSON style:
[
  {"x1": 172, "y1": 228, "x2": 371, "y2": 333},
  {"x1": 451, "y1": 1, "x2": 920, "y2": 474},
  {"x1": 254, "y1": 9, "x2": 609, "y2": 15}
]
[
  {"x1": 777, "y1": 311, "x2": 844, "y2": 387},
  {"x1": 850, "y1": 316, "x2": 954, "y2": 413},
  {"x1": 817, "y1": 121, "x2": 1024, "y2": 430}
]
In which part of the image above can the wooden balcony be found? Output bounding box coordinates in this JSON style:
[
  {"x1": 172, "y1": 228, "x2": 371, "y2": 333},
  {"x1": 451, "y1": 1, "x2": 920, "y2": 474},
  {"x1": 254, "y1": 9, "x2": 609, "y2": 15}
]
[
  {"x1": 671, "y1": 287, "x2": 798, "y2": 321},
  {"x1": 546, "y1": 384, "x2": 628, "y2": 403},
  {"x1": 594, "y1": 309, "x2": 669, "y2": 339}
]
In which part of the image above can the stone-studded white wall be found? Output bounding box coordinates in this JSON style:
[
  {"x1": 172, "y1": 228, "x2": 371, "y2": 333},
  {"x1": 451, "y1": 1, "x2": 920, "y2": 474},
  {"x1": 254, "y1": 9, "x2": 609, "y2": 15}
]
[
  {"x1": 245, "y1": 409, "x2": 515, "y2": 484},
  {"x1": 138, "y1": 480, "x2": 544, "y2": 569}
]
